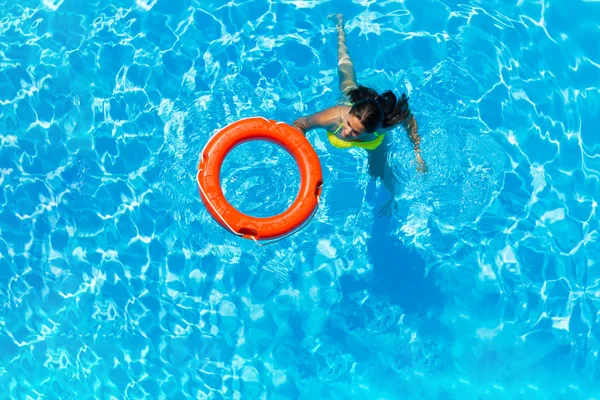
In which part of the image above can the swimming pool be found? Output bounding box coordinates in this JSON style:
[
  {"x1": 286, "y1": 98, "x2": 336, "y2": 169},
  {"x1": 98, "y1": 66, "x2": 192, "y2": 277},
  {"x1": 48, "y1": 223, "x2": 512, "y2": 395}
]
[{"x1": 1, "y1": 0, "x2": 599, "y2": 398}]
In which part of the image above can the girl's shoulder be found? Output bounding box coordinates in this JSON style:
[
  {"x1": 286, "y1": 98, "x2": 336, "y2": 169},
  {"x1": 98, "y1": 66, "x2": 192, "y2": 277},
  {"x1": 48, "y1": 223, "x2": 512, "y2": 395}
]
[{"x1": 323, "y1": 104, "x2": 350, "y2": 122}]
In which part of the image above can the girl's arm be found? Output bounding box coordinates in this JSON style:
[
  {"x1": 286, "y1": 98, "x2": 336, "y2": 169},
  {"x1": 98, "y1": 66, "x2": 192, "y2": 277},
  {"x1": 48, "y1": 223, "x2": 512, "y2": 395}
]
[
  {"x1": 329, "y1": 13, "x2": 357, "y2": 95},
  {"x1": 401, "y1": 113, "x2": 427, "y2": 172},
  {"x1": 401, "y1": 113, "x2": 421, "y2": 152},
  {"x1": 293, "y1": 106, "x2": 345, "y2": 135}
]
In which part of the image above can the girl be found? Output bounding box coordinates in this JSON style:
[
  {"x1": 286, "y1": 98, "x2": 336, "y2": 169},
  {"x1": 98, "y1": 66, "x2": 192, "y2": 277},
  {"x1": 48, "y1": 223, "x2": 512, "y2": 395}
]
[{"x1": 293, "y1": 14, "x2": 427, "y2": 177}]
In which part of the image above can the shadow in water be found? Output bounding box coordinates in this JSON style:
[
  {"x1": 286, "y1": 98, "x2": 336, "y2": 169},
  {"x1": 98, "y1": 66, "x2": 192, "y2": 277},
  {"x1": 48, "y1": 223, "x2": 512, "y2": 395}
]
[{"x1": 340, "y1": 182, "x2": 443, "y2": 314}]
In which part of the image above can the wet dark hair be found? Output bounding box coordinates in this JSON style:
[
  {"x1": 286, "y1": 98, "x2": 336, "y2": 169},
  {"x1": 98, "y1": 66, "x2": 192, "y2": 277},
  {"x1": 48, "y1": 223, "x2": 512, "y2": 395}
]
[{"x1": 347, "y1": 85, "x2": 411, "y2": 132}]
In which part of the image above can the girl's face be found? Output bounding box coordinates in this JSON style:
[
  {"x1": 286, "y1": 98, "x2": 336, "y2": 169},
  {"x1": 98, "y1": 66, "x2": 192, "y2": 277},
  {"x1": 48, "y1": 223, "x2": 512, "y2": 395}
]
[{"x1": 341, "y1": 112, "x2": 367, "y2": 139}]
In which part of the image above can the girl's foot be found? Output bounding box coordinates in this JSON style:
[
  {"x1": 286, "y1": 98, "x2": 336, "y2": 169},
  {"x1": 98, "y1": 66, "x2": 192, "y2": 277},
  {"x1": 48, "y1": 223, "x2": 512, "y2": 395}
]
[{"x1": 328, "y1": 13, "x2": 343, "y2": 26}]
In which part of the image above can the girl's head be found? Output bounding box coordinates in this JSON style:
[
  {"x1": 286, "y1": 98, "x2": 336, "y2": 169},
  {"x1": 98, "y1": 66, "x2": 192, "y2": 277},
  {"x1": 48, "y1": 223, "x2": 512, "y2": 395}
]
[
  {"x1": 345, "y1": 85, "x2": 411, "y2": 136},
  {"x1": 343, "y1": 99, "x2": 384, "y2": 138}
]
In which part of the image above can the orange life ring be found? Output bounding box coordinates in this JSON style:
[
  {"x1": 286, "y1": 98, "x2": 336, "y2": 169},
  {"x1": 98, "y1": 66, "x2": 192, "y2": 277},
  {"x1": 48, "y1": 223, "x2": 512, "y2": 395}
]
[{"x1": 197, "y1": 117, "x2": 323, "y2": 241}]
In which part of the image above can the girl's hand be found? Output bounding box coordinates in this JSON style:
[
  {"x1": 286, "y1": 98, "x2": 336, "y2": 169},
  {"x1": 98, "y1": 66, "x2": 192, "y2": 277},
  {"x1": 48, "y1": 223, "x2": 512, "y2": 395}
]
[
  {"x1": 293, "y1": 121, "x2": 307, "y2": 136},
  {"x1": 416, "y1": 152, "x2": 428, "y2": 173}
]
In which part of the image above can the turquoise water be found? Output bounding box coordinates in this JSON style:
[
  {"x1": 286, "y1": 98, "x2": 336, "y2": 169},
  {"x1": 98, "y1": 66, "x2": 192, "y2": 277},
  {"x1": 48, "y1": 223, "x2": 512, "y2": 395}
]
[{"x1": 1, "y1": 0, "x2": 599, "y2": 398}]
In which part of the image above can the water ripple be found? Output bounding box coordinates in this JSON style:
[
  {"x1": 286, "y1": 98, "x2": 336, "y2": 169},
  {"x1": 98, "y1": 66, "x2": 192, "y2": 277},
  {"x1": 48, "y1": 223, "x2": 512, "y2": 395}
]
[{"x1": 1, "y1": 0, "x2": 599, "y2": 398}]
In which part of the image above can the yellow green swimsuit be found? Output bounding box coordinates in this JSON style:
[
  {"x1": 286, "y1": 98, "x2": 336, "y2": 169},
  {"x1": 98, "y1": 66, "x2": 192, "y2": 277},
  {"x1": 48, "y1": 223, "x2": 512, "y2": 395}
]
[
  {"x1": 327, "y1": 124, "x2": 385, "y2": 151},
  {"x1": 326, "y1": 103, "x2": 386, "y2": 151}
]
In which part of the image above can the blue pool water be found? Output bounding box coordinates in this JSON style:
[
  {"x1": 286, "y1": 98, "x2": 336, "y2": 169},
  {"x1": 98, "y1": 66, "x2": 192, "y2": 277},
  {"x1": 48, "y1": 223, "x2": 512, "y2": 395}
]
[{"x1": 1, "y1": 0, "x2": 599, "y2": 398}]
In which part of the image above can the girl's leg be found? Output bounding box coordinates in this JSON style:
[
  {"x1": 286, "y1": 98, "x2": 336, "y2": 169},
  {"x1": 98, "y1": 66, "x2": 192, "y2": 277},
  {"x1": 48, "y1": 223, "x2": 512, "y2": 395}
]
[
  {"x1": 368, "y1": 136, "x2": 397, "y2": 216},
  {"x1": 329, "y1": 14, "x2": 357, "y2": 94}
]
